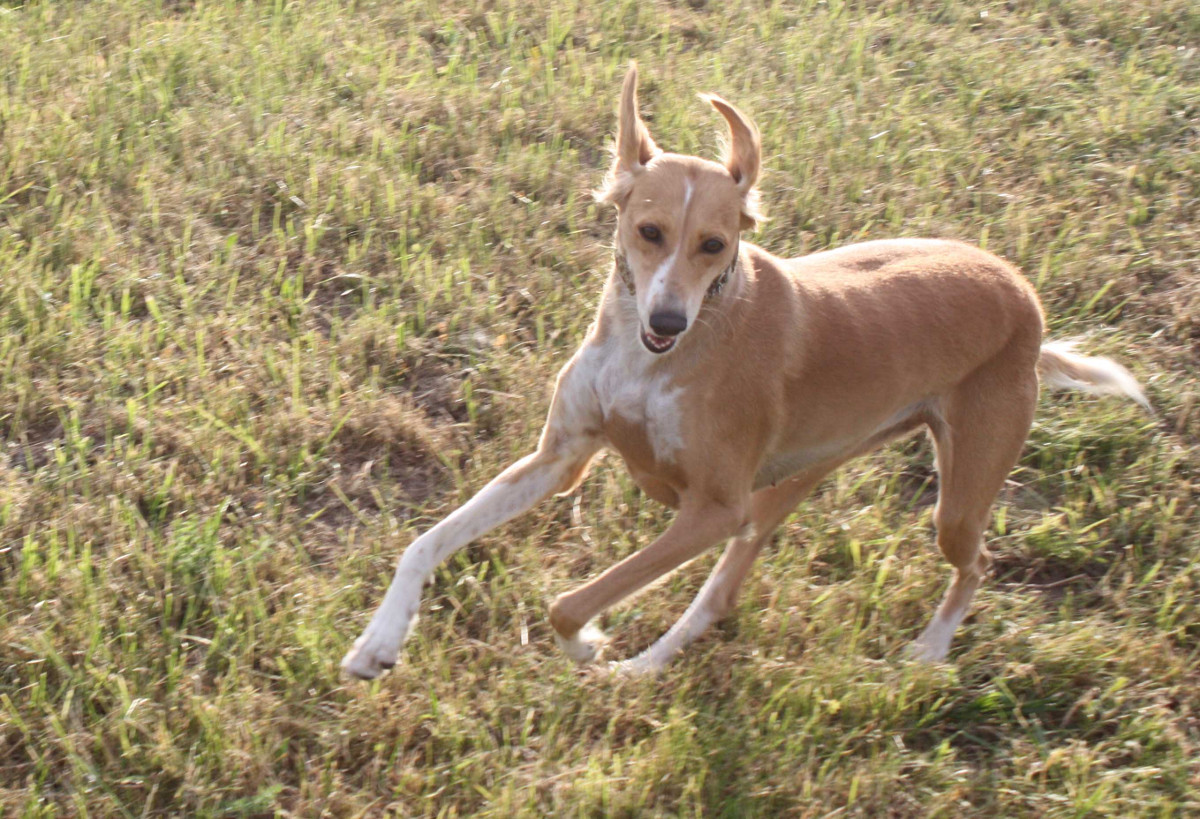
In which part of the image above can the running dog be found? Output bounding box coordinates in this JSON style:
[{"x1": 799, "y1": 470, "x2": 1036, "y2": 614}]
[{"x1": 341, "y1": 64, "x2": 1148, "y2": 679}]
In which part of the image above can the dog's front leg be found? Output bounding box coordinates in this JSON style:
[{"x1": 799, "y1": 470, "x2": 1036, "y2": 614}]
[
  {"x1": 548, "y1": 498, "x2": 748, "y2": 664},
  {"x1": 342, "y1": 439, "x2": 598, "y2": 679},
  {"x1": 606, "y1": 542, "x2": 744, "y2": 675},
  {"x1": 610, "y1": 473, "x2": 825, "y2": 675}
]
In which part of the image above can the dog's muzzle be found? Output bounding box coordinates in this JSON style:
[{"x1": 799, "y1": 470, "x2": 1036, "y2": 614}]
[
  {"x1": 640, "y1": 327, "x2": 678, "y2": 354},
  {"x1": 616, "y1": 242, "x2": 740, "y2": 355},
  {"x1": 641, "y1": 310, "x2": 687, "y2": 354}
]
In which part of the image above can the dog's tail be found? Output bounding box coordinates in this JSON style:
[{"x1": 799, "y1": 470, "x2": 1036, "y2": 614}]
[{"x1": 1038, "y1": 340, "x2": 1150, "y2": 411}]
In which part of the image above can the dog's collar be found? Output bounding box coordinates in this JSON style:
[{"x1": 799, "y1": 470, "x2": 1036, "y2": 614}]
[
  {"x1": 614, "y1": 248, "x2": 637, "y2": 295},
  {"x1": 614, "y1": 239, "x2": 740, "y2": 301},
  {"x1": 706, "y1": 239, "x2": 739, "y2": 299}
]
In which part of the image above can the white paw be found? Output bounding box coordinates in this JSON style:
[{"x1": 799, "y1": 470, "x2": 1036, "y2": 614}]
[
  {"x1": 555, "y1": 621, "x2": 609, "y2": 665},
  {"x1": 904, "y1": 638, "x2": 949, "y2": 664},
  {"x1": 607, "y1": 654, "x2": 663, "y2": 677},
  {"x1": 341, "y1": 614, "x2": 416, "y2": 680}
]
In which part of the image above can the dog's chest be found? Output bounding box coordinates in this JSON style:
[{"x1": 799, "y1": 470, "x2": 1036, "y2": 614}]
[{"x1": 584, "y1": 341, "x2": 688, "y2": 468}]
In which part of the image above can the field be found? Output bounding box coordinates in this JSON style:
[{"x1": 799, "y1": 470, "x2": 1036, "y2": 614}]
[{"x1": 1, "y1": 0, "x2": 1198, "y2": 814}]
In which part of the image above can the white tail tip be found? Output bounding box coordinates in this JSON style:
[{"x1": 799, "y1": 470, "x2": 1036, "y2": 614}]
[{"x1": 1038, "y1": 340, "x2": 1150, "y2": 412}]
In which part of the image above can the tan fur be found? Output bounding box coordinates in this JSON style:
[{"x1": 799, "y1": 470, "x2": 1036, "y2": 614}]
[{"x1": 340, "y1": 64, "x2": 1148, "y2": 679}]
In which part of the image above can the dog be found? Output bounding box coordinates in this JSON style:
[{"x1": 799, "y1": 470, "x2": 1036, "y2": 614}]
[{"x1": 340, "y1": 64, "x2": 1148, "y2": 679}]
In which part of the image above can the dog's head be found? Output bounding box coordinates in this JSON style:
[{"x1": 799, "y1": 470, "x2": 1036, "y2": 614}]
[{"x1": 596, "y1": 63, "x2": 763, "y2": 355}]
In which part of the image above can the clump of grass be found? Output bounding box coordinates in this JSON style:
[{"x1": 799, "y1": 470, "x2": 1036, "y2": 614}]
[{"x1": 1, "y1": 0, "x2": 1197, "y2": 815}]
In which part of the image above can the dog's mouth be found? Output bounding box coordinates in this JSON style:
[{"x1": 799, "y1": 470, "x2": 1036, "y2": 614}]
[{"x1": 640, "y1": 327, "x2": 678, "y2": 354}]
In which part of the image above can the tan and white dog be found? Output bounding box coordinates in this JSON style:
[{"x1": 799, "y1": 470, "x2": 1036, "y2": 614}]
[{"x1": 341, "y1": 65, "x2": 1148, "y2": 680}]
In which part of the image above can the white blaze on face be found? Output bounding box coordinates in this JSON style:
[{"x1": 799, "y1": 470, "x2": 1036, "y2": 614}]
[{"x1": 640, "y1": 180, "x2": 693, "y2": 327}]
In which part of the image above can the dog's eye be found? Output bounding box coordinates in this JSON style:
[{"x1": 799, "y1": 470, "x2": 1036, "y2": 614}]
[
  {"x1": 639, "y1": 224, "x2": 662, "y2": 243},
  {"x1": 701, "y1": 238, "x2": 725, "y2": 254}
]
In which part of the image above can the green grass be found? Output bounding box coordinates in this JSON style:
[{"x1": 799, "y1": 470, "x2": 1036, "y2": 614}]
[{"x1": 1, "y1": 0, "x2": 1197, "y2": 814}]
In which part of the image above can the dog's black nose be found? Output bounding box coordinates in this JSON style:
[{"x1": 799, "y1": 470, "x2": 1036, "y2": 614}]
[{"x1": 648, "y1": 311, "x2": 688, "y2": 336}]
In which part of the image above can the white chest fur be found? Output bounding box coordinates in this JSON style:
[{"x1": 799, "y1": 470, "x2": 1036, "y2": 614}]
[{"x1": 577, "y1": 329, "x2": 687, "y2": 464}]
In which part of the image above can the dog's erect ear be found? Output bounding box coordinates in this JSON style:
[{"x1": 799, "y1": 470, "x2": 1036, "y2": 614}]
[
  {"x1": 616, "y1": 62, "x2": 658, "y2": 172},
  {"x1": 595, "y1": 62, "x2": 658, "y2": 207},
  {"x1": 705, "y1": 94, "x2": 765, "y2": 230},
  {"x1": 705, "y1": 94, "x2": 760, "y2": 189}
]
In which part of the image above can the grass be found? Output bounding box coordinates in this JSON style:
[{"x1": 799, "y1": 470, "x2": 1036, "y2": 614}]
[{"x1": 1, "y1": 0, "x2": 1197, "y2": 814}]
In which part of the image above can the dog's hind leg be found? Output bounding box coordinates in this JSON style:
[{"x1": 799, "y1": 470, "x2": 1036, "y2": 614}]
[
  {"x1": 609, "y1": 472, "x2": 827, "y2": 674},
  {"x1": 909, "y1": 354, "x2": 1039, "y2": 662}
]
